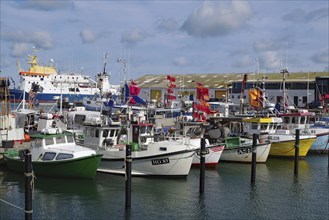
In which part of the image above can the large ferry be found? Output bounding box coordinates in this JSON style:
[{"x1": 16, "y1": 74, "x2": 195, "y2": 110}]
[{"x1": 10, "y1": 49, "x2": 119, "y2": 105}]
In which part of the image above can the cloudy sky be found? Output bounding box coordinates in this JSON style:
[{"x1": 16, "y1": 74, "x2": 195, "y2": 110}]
[{"x1": 0, "y1": 0, "x2": 328, "y2": 85}]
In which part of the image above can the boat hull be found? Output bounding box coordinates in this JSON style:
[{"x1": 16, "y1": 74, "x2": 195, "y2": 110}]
[
  {"x1": 308, "y1": 126, "x2": 329, "y2": 153},
  {"x1": 192, "y1": 145, "x2": 224, "y2": 167},
  {"x1": 9, "y1": 89, "x2": 97, "y2": 104},
  {"x1": 220, "y1": 142, "x2": 271, "y2": 163},
  {"x1": 97, "y1": 150, "x2": 194, "y2": 178},
  {"x1": 4, "y1": 151, "x2": 102, "y2": 179},
  {"x1": 308, "y1": 134, "x2": 329, "y2": 154},
  {"x1": 269, "y1": 137, "x2": 316, "y2": 157}
]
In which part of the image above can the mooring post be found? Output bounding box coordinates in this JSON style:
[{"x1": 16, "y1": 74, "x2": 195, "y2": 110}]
[
  {"x1": 251, "y1": 133, "x2": 257, "y2": 183},
  {"x1": 25, "y1": 150, "x2": 33, "y2": 220},
  {"x1": 125, "y1": 144, "x2": 132, "y2": 209},
  {"x1": 199, "y1": 138, "x2": 206, "y2": 194},
  {"x1": 294, "y1": 129, "x2": 300, "y2": 176},
  {"x1": 327, "y1": 136, "x2": 329, "y2": 169}
]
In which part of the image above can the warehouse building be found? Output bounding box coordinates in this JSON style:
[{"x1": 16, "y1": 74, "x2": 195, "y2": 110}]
[{"x1": 133, "y1": 71, "x2": 329, "y2": 109}]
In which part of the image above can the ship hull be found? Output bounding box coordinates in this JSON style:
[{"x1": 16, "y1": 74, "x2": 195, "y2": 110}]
[{"x1": 9, "y1": 89, "x2": 97, "y2": 104}]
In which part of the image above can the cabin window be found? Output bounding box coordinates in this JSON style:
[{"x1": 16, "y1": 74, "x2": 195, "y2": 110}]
[
  {"x1": 103, "y1": 130, "x2": 109, "y2": 137},
  {"x1": 110, "y1": 129, "x2": 116, "y2": 137},
  {"x1": 42, "y1": 152, "x2": 56, "y2": 161},
  {"x1": 292, "y1": 117, "x2": 296, "y2": 124},
  {"x1": 86, "y1": 129, "x2": 90, "y2": 136},
  {"x1": 35, "y1": 139, "x2": 43, "y2": 148},
  {"x1": 45, "y1": 138, "x2": 54, "y2": 146},
  {"x1": 56, "y1": 136, "x2": 66, "y2": 144},
  {"x1": 67, "y1": 135, "x2": 74, "y2": 143},
  {"x1": 301, "y1": 116, "x2": 306, "y2": 124},
  {"x1": 261, "y1": 124, "x2": 268, "y2": 130},
  {"x1": 56, "y1": 153, "x2": 73, "y2": 160},
  {"x1": 283, "y1": 117, "x2": 290, "y2": 123},
  {"x1": 251, "y1": 123, "x2": 258, "y2": 130},
  {"x1": 95, "y1": 129, "x2": 99, "y2": 138},
  {"x1": 91, "y1": 129, "x2": 95, "y2": 137}
]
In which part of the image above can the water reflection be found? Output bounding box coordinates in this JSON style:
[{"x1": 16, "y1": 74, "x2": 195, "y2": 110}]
[{"x1": 0, "y1": 156, "x2": 328, "y2": 219}]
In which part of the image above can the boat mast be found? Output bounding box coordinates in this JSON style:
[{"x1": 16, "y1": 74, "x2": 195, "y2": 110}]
[
  {"x1": 117, "y1": 58, "x2": 127, "y2": 104},
  {"x1": 281, "y1": 68, "x2": 289, "y2": 112}
]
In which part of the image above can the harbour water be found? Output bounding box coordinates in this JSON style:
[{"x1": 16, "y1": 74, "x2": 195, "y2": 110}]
[{"x1": 0, "y1": 155, "x2": 328, "y2": 219}]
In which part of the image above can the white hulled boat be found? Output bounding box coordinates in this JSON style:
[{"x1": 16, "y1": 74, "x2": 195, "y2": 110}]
[
  {"x1": 10, "y1": 49, "x2": 119, "y2": 104},
  {"x1": 83, "y1": 109, "x2": 195, "y2": 178}
]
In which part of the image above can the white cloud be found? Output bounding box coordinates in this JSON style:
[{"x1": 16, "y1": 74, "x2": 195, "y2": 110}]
[
  {"x1": 173, "y1": 56, "x2": 189, "y2": 66},
  {"x1": 3, "y1": 31, "x2": 54, "y2": 54},
  {"x1": 80, "y1": 29, "x2": 97, "y2": 44},
  {"x1": 232, "y1": 55, "x2": 252, "y2": 68},
  {"x1": 121, "y1": 28, "x2": 149, "y2": 47},
  {"x1": 31, "y1": 31, "x2": 54, "y2": 49},
  {"x1": 260, "y1": 51, "x2": 281, "y2": 70},
  {"x1": 181, "y1": 1, "x2": 252, "y2": 37},
  {"x1": 311, "y1": 47, "x2": 329, "y2": 64},
  {"x1": 14, "y1": 0, "x2": 75, "y2": 11},
  {"x1": 156, "y1": 18, "x2": 179, "y2": 32},
  {"x1": 253, "y1": 40, "x2": 282, "y2": 52},
  {"x1": 10, "y1": 43, "x2": 31, "y2": 57},
  {"x1": 282, "y1": 7, "x2": 329, "y2": 23}
]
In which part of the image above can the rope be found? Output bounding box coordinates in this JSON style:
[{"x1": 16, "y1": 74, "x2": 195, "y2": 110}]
[
  {"x1": 0, "y1": 199, "x2": 24, "y2": 211},
  {"x1": 124, "y1": 156, "x2": 132, "y2": 181},
  {"x1": 0, "y1": 198, "x2": 33, "y2": 214},
  {"x1": 24, "y1": 170, "x2": 36, "y2": 200}
]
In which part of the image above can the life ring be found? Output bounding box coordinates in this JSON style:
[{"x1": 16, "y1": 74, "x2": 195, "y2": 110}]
[{"x1": 24, "y1": 134, "x2": 31, "y2": 142}]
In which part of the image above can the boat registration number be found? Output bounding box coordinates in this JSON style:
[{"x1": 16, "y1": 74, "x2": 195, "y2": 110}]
[
  {"x1": 152, "y1": 158, "x2": 170, "y2": 165},
  {"x1": 237, "y1": 148, "x2": 252, "y2": 154},
  {"x1": 268, "y1": 136, "x2": 279, "y2": 140}
]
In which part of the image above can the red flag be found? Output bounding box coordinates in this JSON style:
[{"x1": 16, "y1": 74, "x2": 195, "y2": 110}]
[
  {"x1": 167, "y1": 94, "x2": 176, "y2": 100},
  {"x1": 128, "y1": 97, "x2": 136, "y2": 104},
  {"x1": 129, "y1": 85, "x2": 140, "y2": 96},
  {"x1": 167, "y1": 75, "x2": 176, "y2": 82},
  {"x1": 241, "y1": 74, "x2": 247, "y2": 92},
  {"x1": 131, "y1": 80, "x2": 137, "y2": 86},
  {"x1": 192, "y1": 112, "x2": 199, "y2": 118},
  {"x1": 325, "y1": 94, "x2": 329, "y2": 99},
  {"x1": 169, "y1": 83, "x2": 176, "y2": 89}
]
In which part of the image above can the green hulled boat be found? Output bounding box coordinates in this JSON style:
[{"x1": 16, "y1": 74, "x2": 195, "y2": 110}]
[{"x1": 4, "y1": 129, "x2": 102, "y2": 179}]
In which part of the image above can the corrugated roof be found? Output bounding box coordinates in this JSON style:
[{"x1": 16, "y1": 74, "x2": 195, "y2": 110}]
[{"x1": 134, "y1": 72, "x2": 329, "y2": 89}]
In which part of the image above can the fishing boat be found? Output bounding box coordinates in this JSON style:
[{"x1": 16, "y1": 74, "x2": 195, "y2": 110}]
[
  {"x1": 308, "y1": 116, "x2": 329, "y2": 153},
  {"x1": 83, "y1": 109, "x2": 195, "y2": 178},
  {"x1": 267, "y1": 110, "x2": 316, "y2": 157},
  {"x1": 10, "y1": 48, "x2": 119, "y2": 104},
  {"x1": 4, "y1": 129, "x2": 102, "y2": 179},
  {"x1": 205, "y1": 116, "x2": 272, "y2": 163},
  {"x1": 219, "y1": 136, "x2": 271, "y2": 163},
  {"x1": 174, "y1": 121, "x2": 224, "y2": 167},
  {"x1": 0, "y1": 77, "x2": 26, "y2": 146}
]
